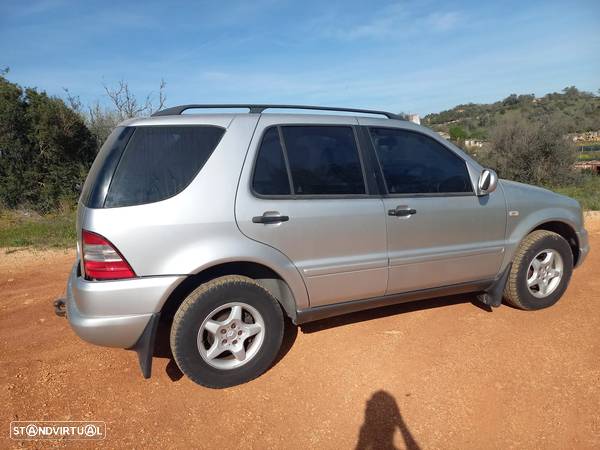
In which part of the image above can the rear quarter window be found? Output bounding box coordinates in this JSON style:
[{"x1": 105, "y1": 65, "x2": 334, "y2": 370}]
[
  {"x1": 104, "y1": 125, "x2": 224, "y2": 208},
  {"x1": 80, "y1": 127, "x2": 133, "y2": 208}
]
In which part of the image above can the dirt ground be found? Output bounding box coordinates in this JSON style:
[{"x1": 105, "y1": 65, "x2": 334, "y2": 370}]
[{"x1": 1, "y1": 217, "x2": 599, "y2": 449}]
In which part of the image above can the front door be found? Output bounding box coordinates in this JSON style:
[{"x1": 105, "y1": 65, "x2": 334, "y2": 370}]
[
  {"x1": 236, "y1": 116, "x2": 388, "y2": 307},
  {"x1": 366, "y1": 125, "x2": 507, "y2": 294}
]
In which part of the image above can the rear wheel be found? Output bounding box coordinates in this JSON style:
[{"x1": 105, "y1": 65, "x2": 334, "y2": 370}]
[
  {"x1": 170, "y1": 275, "x2": 284, "y2": 388},
  {"x1": 504, "y1": 230, "x2": 573, "y2": 310}
]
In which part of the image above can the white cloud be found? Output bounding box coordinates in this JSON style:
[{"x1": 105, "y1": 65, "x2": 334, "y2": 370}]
[
  {"x1": 313, "y1": 3, "x2": 409, "y2": 41},
  {"x1": 311, "y1": 4, "x2": 463, "y2": 41},
  {"x1": 427, "y1": 11, "x2": 462, "y2": 32}
]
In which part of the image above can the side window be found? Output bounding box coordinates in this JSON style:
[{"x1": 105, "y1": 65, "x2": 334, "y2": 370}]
[
  {"x1": 370, "y1": 128, "x2": 472, "y2": 195},
  {"x1": 281, "y1": 126, "x2": 365, "y2": 195},
  {"x1": 104, "y1": 125, "x2": 224, "y2": 207},
  {"x1": 252, "y1": 128, "x2": 291, "y2": 195}
]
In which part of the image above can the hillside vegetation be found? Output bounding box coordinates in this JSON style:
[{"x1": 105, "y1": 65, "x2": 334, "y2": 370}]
[
  {"x1": 424, "y1": 87, "x2": 600, "y2": 141},
  {"x1": 0, "y1": 75, "x2": 96, "y2": 212}
]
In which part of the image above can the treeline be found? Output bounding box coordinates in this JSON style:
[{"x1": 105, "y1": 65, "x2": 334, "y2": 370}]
[
  {"x1": 0, "y1": 74, "x2": 96, "y2": 212},
  {"x1": 424, "y1": 86, "x2": 600, "y2": 140},
  {"x1": 0, "y1": 72, "x2": 165, "y2": 212}
]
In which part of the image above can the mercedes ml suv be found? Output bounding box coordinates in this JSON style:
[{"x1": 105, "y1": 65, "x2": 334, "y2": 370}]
[{"x1": 58, "y1": 104, "x2": 589, "y2": 388}]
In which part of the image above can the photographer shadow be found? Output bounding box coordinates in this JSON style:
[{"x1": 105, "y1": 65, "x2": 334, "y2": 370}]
[{"x1": 356, "y1": 390, "x2": 421, "y2": 450}]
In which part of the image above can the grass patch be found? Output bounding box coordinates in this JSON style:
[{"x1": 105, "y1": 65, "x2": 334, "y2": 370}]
[
  {"x1": 0, "y1": 208, "x2": 76, "y2": 248},
  {"x1": 577, "y1": 152, "x2": 600, "y2": 161},
  {"x1": 552, "y1": 175, "x2": 600, "y2": 211}
]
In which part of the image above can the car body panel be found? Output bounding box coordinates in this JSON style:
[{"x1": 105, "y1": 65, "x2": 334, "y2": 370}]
[
  {"x1": 499, "y1": 179, "x2": 587, "y2": 267},
  {"x1": 66, "y1": 263, "x2": 156, "y2": 348},
  {"x1": 354, "y1": 117, "x2": 508, "y2": 294},
  {"x1": 235, "y1": 114, "x2": 388, "y2": 306},
  {"x1": 78, "y1": 114, "x2": 311, "y2": 314},
  {"x1": 64, "y1": 110, "x2": 589, "y2": 355},
  {"x1": 382, "y1": 193, "x2": 507, "y2": 293}
]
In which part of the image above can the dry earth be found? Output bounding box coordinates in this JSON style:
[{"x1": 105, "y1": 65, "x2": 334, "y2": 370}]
[{"x1": 1, "y1": 216, "x2": 599, "y2": 449}]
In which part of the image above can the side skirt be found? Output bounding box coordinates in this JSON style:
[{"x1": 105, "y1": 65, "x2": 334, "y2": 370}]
[{"x1": 295, "y1": 279, "x2": 494, "y2": 324}]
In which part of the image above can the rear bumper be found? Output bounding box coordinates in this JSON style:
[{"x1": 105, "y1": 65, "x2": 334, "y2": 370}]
[
  {"x1": 576, "y1": 229, "x2": 590, "y2": 268},
  {"x1": 65, "y1": 263, "x2": 182, "y2": 348}
]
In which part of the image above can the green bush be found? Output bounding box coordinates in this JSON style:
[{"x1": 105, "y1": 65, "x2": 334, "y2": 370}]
[
  {"x1": 476, "y1": 114, "x2": 578, "y2": 186},
  {"x1": 0, "y1": 75, "x2": 96, "y2": 212},
  {"x1": 449, "y1": 125, "x2": 468, "y2": 141}
]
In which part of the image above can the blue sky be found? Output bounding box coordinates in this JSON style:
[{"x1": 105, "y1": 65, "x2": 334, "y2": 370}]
[{"x1": 1, "y1": 0, "x2": 599, "y2": 115}]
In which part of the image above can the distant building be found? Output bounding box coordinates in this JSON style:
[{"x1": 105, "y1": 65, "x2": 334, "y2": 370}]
[
  {"x1": 407, "y1": 114, "x2": 420, "y2": 125},
  {"x1": 438, "y1": 131, "x2": 451, "y2": 140},
  {"x1": 571, "y1": 131, "x2": 600, "y2": 143},
  {"x1": 464, "y1": 139, "x2": 485, "y2": 148},
  {"x1": 574, "y1": 160, "x2": 600, "y2": 174}
]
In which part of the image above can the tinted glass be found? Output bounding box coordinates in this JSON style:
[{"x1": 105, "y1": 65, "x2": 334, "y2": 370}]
[
  {"x1": 370, "y1": 128, "x2": 472, "y2": 194},
  {"x1": 282, "y1": 126, "x2": 365, "y2": 195},
  {"x1": 105, "y1": 125, "x2": 224, "y2": 207},
  {"x1": 80, "y1": 127, "x2": 133, "y2": 208},
  {"x1": 252, "y1": 128, "x2": 291, "y2": 195}
]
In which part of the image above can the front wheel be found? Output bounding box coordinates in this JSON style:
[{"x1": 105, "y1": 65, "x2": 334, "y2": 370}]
[
  {"x1": 504, "y1": 230, "x2": 573, "y2": 310},
  {"x1": 170, "y1": 275, "x2": 284, "y2": 388}
]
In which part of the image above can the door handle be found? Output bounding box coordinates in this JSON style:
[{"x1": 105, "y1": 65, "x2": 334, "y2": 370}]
[
  {"x1": 388, "y1": 207, "x2": 417, "y2": 217},
  {"x1": 252, "y1": 213, "x2": 290, "y2": 224}
]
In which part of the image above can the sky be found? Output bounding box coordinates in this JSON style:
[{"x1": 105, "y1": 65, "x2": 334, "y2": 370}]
[{"x1": 1, "y1": 0, "x2": 599, "y2": 115}]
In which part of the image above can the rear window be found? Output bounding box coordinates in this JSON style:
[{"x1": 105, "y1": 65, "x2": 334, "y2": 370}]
[
  {"x1": 252, "y1": 127, "x2": 291, "y2": 195},
  {"x1": 104, "y1": 125, "x2": 224, "y2": 208},
  {"x1": 80, "y1": 127, "x2": 133, "y2": 208}
]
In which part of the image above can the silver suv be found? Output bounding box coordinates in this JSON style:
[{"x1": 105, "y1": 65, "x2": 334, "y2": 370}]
[{"x1": 60, "y1": 104, "x2": 589, "y2": 388}]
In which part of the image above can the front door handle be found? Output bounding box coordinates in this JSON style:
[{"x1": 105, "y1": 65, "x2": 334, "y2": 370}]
[
  {"x1": 252, "y1": 212, "x2": 290, "y2": 224},
  {"x1": 388, "y1": 206, "x2": 417, "y2": 217}
]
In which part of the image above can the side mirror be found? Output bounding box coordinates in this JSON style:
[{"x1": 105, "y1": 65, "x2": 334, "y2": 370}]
[{"x1": 477, "y1": 169, "x2": 498, "y2": 196}]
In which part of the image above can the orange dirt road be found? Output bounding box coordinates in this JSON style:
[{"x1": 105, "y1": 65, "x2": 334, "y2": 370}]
[{"x1": 1, "y1": 218, "x2": 599, "y2": 449}]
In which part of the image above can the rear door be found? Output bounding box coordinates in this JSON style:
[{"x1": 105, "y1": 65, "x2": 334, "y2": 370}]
[
  {"x1": 363, "y1": 123, "x2": 507, "y2": 294},
  {"x1": 235, "y1": 115, "x2": 388, "y2": 307}
]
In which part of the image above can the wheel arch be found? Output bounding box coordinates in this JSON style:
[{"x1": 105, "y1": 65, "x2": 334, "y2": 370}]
[
  {"x1": 160, "y1": 261, "x2": 300, "y2": 323},
  {"x1": 530, "y1": 220, "x2": 580, "y2": 265}
]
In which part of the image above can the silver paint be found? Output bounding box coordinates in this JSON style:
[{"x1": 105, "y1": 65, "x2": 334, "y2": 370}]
[{"x1": 65, "y1": 111, "x2": 589, "y2": 351}]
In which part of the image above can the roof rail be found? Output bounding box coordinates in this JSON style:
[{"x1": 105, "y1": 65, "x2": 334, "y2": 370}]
[{"x1": 151, "y1": 104, "x2": 404, "y2": 120}]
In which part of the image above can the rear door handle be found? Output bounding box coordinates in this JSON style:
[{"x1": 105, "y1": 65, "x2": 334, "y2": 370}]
[
  {"x1": 388, "y1": 207, "x2": 417, "y2": 217},
  {"x1": 252, "y1": 213, "x2": 289, "y2": 224}
]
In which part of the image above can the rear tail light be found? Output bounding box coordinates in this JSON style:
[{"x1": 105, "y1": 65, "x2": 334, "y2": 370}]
[{"x1": 82, "y1": 230, "x2": 136, "y2": 280}]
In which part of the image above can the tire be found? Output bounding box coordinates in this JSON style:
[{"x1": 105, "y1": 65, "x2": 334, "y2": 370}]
[
  {"x1": 504, "y1": 230, "x2": 573, "y2": 310},
  {"x1": 170, "y1": 275, "x2": 284, "y2": 388}
]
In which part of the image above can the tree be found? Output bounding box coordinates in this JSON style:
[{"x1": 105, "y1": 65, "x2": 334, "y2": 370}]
[
  {"x1": 0, "y1": 75, "x2": 96, "y2": 211},
  {"x1": 65, "y1": 79, "x2": 167, "y2": 148},
  {"x1": 477, "y1": 114, "x2": 577, "y2": 186},
  {"x1": 0, "y1": 73, "x2": 30, "y2": 208},
  {"x1": 104, "y1": 78, "x2": 166, "y2": 120},
  {"x1": 502, "y1": 94, "x2": 519, "y2": 106},
  {"x1": 562, "y1": 86, "x2": 580, "y2": 97}
]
